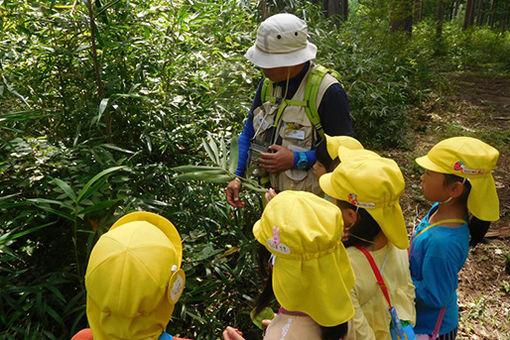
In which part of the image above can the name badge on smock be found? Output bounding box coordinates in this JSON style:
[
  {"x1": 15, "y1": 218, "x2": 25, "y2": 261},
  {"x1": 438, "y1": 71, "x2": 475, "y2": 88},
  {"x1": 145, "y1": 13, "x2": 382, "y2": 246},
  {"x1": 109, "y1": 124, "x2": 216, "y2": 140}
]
[
  {"x1": 285, "y1": 129, "x2": 305, "y2": 140},
  {"x1": 254, "y1": 112, "x2": 271, "y2": 132}
]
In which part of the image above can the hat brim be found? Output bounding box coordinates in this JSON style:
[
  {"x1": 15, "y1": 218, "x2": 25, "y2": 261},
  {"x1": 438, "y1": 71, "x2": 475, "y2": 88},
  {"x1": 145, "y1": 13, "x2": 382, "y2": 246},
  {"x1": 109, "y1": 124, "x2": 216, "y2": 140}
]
[
  {"x1": 368, "y1": 203, "x2": 409, "y2": 249},
  {"x1": 319, "y1": 173, "x2": 409, "y2": 249},
  {"x1": 244, "y1": 42, "x2": 317, "y2": 68},
  {"x1": 468, "y1": 175, "x2": 500, "y2": 221},
  {"x1": 319, "y1": 172, "x2": 338, "y2": 200},
  {"x1": 272, "y1": 249, "x2": 355, "y2": 327},
  {"x1": 110, "y1": 212, "x2": 182, "y2": 267},
  {"x1": 415, "y1": 155, "x2": 445, "y2": 173}
]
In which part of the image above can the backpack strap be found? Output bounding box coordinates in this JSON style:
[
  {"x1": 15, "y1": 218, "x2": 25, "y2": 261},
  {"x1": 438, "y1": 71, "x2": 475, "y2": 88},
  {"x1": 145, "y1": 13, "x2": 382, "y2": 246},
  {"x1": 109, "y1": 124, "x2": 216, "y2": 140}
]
[
  {"x1": 431, "y1": 307, "x2": 446, "y2": 340},
  {"x1": 409, "y1": 218, "x2": 466, "y2": 256},
  {"x1": 304, "y1": 65, "x2": 329, "y2": 139},
  {"x1": 354, "y1": 245, "x2": 393, "y2": 308},
  {"x1": 260, "y1": 64, "x2": 341, "y2": 139}
]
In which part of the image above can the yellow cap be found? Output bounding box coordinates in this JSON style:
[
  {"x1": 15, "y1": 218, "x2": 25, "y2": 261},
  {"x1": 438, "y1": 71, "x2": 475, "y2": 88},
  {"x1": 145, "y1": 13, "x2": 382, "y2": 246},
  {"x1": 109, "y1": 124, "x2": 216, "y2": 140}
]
[
  {"x1": 320, "y1": 147, "x2": 409, "y2": 249},
  {"x1": 85, "y1": 212, "x2": 185, "y2": 340},
  {"x1": 325, "y1": 134, "x2": 364, "y2": 159},
  {"x1": 415, "y1": 136, "x2": 500, "y2": 221},
  {"x1": 253, "y1": 191, "x2": 355, "y2": 327}
]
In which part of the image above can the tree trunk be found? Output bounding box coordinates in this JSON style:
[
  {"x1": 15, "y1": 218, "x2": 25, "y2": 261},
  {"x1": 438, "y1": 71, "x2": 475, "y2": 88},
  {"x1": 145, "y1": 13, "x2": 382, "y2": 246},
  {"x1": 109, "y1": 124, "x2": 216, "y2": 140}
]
[
  {"x1": 342, "y1": 0, "x2": 349, "y2": 20},
  {"x1": 324, "y1": 0, "x2": 341, "y2": 18},
  {"x1": 453, "y1": 0, "x2": 461, "y2": 20},
  {"x1": 390, "y1": 0, "x2": 413, "y2": 34},
  {"x1": 488, "y1": 0, "x2": 498, "y2": 27},
  {"x1": 503, "y1": 3, "x2": 509, "y2": 31},
  {"x1": 436, "y1": 0, "x2": 446, "y2": 37},
  {"x1": 476, "y1": 0, "x2": 485, "y2": 25},
  {"x1": 464, "y1": 0, "x2": 475, "y2": 29},
  {"x1": 414, "y1": 0, "x2": 423, "y2": 22}
]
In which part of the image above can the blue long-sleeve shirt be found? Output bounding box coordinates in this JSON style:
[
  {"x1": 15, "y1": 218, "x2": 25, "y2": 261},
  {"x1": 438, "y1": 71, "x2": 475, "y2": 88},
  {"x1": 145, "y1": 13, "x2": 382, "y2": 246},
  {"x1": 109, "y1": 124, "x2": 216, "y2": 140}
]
[
  {"x1": 409, "y1": 203, "x2": 469, "y2": 335},
  {"x1": 235, "y1": 61, "x2": 353, "y2": 177}
]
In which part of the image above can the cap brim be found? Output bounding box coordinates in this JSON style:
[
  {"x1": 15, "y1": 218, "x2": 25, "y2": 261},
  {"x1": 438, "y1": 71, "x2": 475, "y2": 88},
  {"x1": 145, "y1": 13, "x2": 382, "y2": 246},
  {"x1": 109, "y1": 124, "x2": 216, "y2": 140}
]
[
  {"x1": 110, "y1": 212, "x2": 182, "y2": 266},
  {"x1": 244, "y1": 42, "x2": 317, "y2": 68},
  {"x1": 369, "y1": 203, "x2": 409, "y2": 249},
  {"x1": 415, "y1": 155, "x2": 445, "y2": 173},
  {"x1": 272, "y1": 249, "x2": 355, "y2": 327},
  {"x1": 468, "y1": 175, "x2": 500, "y2": 221},
  {"x1": 319, "y1": 172, "x2": 339, "y2": 200}
]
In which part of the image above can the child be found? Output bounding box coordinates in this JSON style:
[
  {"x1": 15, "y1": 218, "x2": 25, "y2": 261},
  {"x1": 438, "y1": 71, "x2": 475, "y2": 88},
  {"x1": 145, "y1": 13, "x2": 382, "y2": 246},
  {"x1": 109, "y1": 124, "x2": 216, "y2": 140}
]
[
  {"x1": 72, "y1": 212, "x2": 190, "y2": 340},
  {"x1": 410, "y1": 136, "x2": 499, "y2": 339},
  {"x1": 312, "y1": 135, "x2": 364, "y2": 180},
  {"x1": 319, "y1": 147, "x2": 416, "y2": 340},
  {"x1": 224, "y1": 190, "x2": 356, "y2": 340}
]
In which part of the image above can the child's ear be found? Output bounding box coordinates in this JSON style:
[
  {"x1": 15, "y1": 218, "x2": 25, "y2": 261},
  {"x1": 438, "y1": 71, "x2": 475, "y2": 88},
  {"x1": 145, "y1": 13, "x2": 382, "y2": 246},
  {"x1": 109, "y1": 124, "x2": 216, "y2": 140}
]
[{"x1": 449, "y1": 181, "x2": 466, "y2": 199}]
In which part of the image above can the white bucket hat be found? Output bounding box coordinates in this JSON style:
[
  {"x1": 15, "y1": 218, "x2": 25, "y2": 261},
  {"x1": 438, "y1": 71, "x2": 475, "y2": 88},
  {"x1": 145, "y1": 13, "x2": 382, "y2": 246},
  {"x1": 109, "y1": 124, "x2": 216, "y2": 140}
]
[{"x1": 245, "y1": 13, "x2": 317, "y2": 68}]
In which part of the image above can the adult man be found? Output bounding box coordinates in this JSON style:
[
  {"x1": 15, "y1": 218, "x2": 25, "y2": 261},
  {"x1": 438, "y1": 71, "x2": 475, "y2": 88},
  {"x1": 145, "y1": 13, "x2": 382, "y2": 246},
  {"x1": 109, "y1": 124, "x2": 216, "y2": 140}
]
[{"x1": 226, "y1": 13, "x2": 353, "y2": 208}]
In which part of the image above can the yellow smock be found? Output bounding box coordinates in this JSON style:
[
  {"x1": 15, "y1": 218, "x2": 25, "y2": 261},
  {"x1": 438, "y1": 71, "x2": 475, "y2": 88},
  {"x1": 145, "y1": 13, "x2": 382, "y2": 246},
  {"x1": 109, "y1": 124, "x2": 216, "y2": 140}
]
[{"x1": 345, "y1": 243, "x2": 416, "y2": 340}]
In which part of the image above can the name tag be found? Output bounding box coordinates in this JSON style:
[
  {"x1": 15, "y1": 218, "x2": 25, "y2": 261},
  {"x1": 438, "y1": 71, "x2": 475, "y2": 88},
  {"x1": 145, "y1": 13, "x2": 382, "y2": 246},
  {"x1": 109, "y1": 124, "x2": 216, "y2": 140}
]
[
  {"x1": 285, "y1": 129, "x2": 305, "y2": 140},
  {"x1": 254, "y1": 112, "x2": 271, "y2": 131}
]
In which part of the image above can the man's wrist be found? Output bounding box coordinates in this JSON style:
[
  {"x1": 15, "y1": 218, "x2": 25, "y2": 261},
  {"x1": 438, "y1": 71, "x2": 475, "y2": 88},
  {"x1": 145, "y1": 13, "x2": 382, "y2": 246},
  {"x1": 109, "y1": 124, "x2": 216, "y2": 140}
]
[{"x1": 294, "y1": 152, "x2": 309, "y2": 170}]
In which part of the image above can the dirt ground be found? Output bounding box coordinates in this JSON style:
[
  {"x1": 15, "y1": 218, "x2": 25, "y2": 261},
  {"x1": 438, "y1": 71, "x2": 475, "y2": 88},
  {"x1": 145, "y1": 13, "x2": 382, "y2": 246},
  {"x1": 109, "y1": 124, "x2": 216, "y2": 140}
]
[{"x1": 386, "y1": 71, "x2": 510, "y2": 339}]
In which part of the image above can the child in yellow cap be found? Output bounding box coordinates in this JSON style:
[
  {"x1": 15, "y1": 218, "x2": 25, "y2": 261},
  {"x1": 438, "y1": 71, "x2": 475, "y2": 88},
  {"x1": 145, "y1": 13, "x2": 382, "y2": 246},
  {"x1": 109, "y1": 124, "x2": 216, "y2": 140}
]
[
  {"x1": 410, "y1": 137, "x2": 499, "y2": 339},
  {"x1": 72, "y1": 212, "x2": 190, "y2": 340},
  {"x1": 224, "y1": 190, "x2": 356, "y2": 340},
  {"x1": 319, "y1": 147, "x2": 416, "y2": 340}
]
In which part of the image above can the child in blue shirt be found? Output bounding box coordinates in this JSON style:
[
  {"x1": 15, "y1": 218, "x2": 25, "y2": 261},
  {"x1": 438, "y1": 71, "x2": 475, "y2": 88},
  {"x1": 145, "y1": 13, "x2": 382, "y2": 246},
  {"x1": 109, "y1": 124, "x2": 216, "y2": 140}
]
[{"x1": 410, "y1": 137, "x2": 500, "y2": 340}]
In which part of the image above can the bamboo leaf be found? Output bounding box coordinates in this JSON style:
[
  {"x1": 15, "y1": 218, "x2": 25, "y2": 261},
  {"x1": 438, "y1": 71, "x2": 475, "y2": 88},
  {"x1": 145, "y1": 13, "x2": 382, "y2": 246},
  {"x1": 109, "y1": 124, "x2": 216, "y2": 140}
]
[
  {"x1": 78, "y1": 199, "x2": 120, "y2": 216},
  {"x1": 53, "y1": 178, "x2": 76, "y2": 201},
  {"x1": 228, "y1": 136, "x2": 239, "y2": 174},
  {"x1": 202, "y1": 138, "x2": 219, "y2": 165},
  {"x1": 95, "y1": 98, "x2": 109, "y2": 125},
  {"x1": 172, "y1": 165, "x2": 226, "y2": 173},
  {"x1": 76, "y1": 166, "x2": 127, "y2": 203},
  {"x1": 219, "y1": 136, "x2": 227, "y2": 168}
]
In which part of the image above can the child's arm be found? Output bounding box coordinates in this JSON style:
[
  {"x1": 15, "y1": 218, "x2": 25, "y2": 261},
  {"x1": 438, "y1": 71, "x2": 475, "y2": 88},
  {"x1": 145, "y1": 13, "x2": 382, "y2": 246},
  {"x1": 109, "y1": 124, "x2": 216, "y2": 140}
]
[
  {"x1": 350, "y1": 290, "x2": 377, "y2": 340},
  {"x1": 413, "y1": 252, "x2": 458, "y2": 308}
]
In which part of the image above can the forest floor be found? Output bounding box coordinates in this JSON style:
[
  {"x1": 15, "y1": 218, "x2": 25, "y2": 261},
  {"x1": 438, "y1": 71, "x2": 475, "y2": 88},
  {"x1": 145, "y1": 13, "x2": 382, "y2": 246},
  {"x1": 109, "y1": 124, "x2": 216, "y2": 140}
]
[{"x1": 387, "y1": 68, "x2": 510, "y2": 339}]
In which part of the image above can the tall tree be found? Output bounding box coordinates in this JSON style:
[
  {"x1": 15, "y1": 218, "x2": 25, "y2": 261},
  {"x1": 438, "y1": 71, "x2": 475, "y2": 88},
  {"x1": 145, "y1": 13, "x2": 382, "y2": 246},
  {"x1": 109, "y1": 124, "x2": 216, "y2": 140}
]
[
  {"x1": 322, "y1": 0, "x2": 349, "y2": 21},
  {"x1": 436, "y1": 0, "x2": 446, "y2": 37},
  {"x1": 464, "y1": 0, "x2": 476, "y2": 29},
  {"x1": 414, "y1": 0, "x2": 424, "y2": 22},
  {"x1": 390, "y1": 0, "x2": 413, "y2": 34}
]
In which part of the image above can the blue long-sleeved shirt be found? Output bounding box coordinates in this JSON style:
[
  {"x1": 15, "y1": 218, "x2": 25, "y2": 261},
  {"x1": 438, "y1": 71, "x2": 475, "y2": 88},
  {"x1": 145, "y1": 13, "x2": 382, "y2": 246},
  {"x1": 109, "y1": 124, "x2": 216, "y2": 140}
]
[
  {"x1": 409, "y1": 203, "x2": 469, "y2": 335},
  {"x1": 235, "y1": 61, "x2": 353, "y2": 177}
]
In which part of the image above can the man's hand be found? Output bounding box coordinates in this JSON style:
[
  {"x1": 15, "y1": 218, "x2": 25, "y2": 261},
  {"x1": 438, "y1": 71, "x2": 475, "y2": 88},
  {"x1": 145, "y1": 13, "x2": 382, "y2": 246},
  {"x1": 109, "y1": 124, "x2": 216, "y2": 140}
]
[
  {"x1": 222, "y1": 326, "x2": 244, "y2": 340},
  {"x1": 226, "y1": 178, "x2": 245, "y2": 208},
  {"x1": 259, "y1": 144, "x2": 294, "y2": 173}
]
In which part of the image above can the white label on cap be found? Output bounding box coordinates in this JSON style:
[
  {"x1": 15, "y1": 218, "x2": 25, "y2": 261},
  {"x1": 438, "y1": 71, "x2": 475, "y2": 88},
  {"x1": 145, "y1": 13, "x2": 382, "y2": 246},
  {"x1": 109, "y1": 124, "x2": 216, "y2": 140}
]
[{"x1": 170, "y1": 273, "x2": 184, "y2": 302}]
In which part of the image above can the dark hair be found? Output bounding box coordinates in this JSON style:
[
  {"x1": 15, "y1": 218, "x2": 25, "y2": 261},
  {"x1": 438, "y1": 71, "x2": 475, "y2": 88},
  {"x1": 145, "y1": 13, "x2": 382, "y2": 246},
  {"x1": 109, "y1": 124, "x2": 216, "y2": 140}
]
[
  {"x1": 443, "y1": 174, "x2": 491, "y2": 247},
  {"x1": 315, "y1": 139, "x2": 340, "y2": 172},
  {"x1": 253, "y1": 246, "x2": 349, "y2": 340},
  {"x1": 336, "y1": 200, "x2": 382, "y2": 248}
]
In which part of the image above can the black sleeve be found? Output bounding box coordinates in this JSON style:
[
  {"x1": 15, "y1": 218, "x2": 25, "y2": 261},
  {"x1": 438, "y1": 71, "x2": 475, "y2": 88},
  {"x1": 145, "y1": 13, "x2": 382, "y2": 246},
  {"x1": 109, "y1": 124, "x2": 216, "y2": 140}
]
[{"x1": 317, "y1": 83, "x2": 353, "y2": 136}]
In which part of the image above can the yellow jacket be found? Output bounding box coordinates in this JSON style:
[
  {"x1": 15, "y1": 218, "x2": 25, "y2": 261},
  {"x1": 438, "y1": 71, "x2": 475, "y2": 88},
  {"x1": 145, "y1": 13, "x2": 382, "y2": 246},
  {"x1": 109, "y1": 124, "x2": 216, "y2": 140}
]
[{"x1": 346, "y1": 244, "x2": 416, "y2": 340}]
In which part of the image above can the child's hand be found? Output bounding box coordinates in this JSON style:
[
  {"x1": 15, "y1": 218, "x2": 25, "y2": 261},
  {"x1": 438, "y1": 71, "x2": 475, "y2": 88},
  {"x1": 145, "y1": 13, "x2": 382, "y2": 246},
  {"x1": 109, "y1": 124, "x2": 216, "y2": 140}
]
[
  {"x1": 265, "y1": 188, "x2": 277, "y2": 203},
  {"x1": 222, "y1": 326, "x2": 244, "y2": 340}
]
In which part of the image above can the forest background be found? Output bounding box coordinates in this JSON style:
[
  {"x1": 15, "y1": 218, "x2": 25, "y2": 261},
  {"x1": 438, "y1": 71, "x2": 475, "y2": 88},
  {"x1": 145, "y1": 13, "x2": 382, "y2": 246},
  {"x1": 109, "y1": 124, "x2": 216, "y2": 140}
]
[{"x1": 1, "y1": 0, "x2": 509, "y2": 339}]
